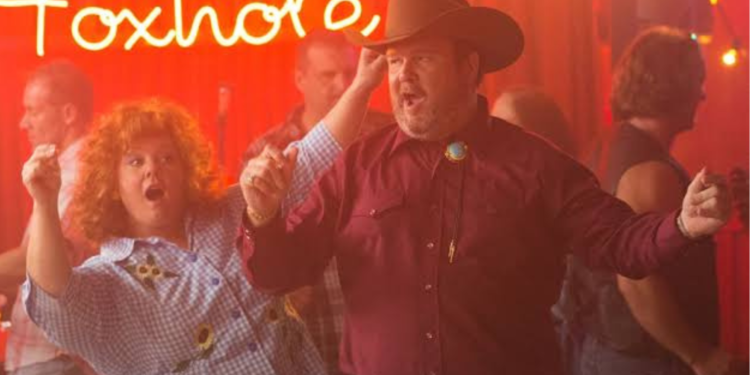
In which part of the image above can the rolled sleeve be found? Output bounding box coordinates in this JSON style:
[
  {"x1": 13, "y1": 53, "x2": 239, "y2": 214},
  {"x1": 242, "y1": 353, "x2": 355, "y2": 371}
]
[
  {"x1": 283, "y1": 121, "x2": 342, "y2": 213},
  {"x1": 23, "y1": 268, "x2": 113, "y2": 362}
]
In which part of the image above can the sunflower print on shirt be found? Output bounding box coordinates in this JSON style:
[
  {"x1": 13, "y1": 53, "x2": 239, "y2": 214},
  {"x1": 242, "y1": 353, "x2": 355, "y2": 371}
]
[
  {"x1": 173, "y1": 323, "x2": 217, "y2": 373},
  {"x1": 123, "y1": 254, "x2": 179, "y2": 291}
]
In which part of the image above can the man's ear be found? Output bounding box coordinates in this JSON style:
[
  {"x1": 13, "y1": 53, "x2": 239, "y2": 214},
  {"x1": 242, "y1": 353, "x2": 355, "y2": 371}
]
[
  {"x1": 294, "y1": 69, "x2": 305, "y2": 93},
  {"x1": 61, "y1": 103, "x2": 79, "y2": 128}
]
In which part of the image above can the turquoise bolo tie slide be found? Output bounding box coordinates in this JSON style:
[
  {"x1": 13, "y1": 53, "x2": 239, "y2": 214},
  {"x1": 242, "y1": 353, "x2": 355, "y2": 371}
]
[{"x1": 445, "y1": 141, "x2": 469, "y2": 162}]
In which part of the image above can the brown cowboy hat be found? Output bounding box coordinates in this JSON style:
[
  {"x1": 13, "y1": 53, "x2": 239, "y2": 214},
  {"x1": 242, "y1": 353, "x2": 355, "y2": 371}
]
[{"x1": 345, "y1": 0, "x2": 524, "y2": 73}]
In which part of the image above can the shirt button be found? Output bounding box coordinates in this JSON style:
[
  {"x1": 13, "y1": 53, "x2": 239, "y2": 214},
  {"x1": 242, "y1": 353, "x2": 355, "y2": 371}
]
[
  {"x1": 424, "y1": 284, "x2": 433, "y2": 292},
  {"x1": 425, "y1": 331, "x2": 434, "y2": 340},
  {"x1": 426, "y1": 242, "x2": 435, "y2": 250},
  {"x1": 369, "y1": 208, "x2": 377, "y2": 217},
  {"x1": 210, "y1": 277, "x2": 221, "y2": 286},
  {"x1": 247, "y1": 342, "x2": 259, "y2": 352},
  {"x1": 231, "y1": 310, "x2": 242, "y2": 319},
  {"x1": 188, "y1": 253, "x2": 198, "y2": 262}
]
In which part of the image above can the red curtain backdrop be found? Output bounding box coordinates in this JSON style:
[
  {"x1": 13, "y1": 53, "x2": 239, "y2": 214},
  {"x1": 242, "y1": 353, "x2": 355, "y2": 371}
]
[
  {"x1": 478, "y1": 0, "x2": 609, "y2": 154},
  {"x1": 671, "y1": 0, "x2": 749, "y2": 177},
  {"x1": 0, "y1": 0, "x2": 747, "y2": 358},
  {"x1": 715, "y1": 218, "x2": 749, "y2": 359}
]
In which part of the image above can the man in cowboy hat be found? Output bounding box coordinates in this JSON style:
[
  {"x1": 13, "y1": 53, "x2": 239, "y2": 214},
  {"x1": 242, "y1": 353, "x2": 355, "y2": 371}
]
[{"x1": 238, "y1": 0, "x2": 732, "y2": 374}]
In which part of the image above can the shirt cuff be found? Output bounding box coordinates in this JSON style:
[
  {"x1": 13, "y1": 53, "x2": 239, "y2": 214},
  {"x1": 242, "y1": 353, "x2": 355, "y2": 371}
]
[
  {"x1": 239, "y1": 212, "x2": 284, "y2": 264},
  {"x1": 655, "y1": 210, "x2": 696, "y2": 258},
  {"x1": 282, "y1": 121, "x2": 342, "y2": 214}
]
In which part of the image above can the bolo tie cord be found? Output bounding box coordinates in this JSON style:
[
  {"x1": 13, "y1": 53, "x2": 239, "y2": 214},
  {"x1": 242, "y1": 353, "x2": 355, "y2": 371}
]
[{"x1": 447, "y1": 152, "x2": 467, "y2": 264}]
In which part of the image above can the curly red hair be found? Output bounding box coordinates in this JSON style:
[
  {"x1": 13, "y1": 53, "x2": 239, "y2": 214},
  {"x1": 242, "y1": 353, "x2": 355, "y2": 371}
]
[{"x1": 72, "y1": 98, "x2": 224, "y2": 244}]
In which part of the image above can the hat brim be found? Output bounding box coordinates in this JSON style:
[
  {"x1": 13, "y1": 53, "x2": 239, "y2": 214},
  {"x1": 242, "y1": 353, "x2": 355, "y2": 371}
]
[{"x1": 345, "y1": 7, "x2": 524, "y2": 73}]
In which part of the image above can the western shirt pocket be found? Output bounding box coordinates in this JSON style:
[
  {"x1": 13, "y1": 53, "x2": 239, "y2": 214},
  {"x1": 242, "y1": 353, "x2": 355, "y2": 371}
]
[
  {"x1": 339, "y1": 190, "x2": 408, "y2": 282},
  {"x1": 457, "y1": 181, "x2": 528, "y2": 270},
  {"x1": 350, "y1": 191, "x2": 406, "y2": 219}
]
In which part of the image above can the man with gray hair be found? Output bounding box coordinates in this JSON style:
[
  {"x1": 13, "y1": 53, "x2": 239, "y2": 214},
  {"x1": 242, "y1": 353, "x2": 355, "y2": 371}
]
[{"x1": 0, "y1": 60, "x2": 95, "y2": 375}]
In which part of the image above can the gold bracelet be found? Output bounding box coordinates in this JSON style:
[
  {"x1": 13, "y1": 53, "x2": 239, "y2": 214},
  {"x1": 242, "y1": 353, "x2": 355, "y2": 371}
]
[{"x1": 248, "y1": 210, "x2": 268, "y2": 222}]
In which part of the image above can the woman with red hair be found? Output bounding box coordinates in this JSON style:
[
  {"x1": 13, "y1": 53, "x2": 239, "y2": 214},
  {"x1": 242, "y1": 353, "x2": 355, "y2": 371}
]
[{"x1": 19, "y1": 98, "x2": 328, "y2": 375}]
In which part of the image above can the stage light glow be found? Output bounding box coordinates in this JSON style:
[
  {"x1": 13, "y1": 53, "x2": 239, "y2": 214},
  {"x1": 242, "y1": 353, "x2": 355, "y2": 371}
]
[
  {"x1": 722, "y1": 48, "x2": 738, "y2": 66},
  {"x1": 690, "y1": 33, "x2": 713, "y2": 45}
]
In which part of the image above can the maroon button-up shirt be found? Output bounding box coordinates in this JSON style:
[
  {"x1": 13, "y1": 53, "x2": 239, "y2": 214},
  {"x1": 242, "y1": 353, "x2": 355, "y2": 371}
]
[{"x1": 242, "y1": 98, "x2": 694, "y2": 375}]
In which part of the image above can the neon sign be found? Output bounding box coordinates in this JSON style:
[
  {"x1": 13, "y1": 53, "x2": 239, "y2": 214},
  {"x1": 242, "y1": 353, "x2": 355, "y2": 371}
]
[{"x1": 0, "y1": 0, "x2": 381, "y2": 56}]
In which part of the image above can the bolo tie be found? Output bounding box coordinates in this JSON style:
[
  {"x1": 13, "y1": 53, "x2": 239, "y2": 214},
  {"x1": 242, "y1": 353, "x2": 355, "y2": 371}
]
[{"x1": 444, "y1": 141, "x2": 468, "y2": 264}]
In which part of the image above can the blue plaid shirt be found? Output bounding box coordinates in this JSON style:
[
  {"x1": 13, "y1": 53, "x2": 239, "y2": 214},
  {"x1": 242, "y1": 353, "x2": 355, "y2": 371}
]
[{"x1": 23, "y1": 124, "x2": 340, "y2": 375}]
